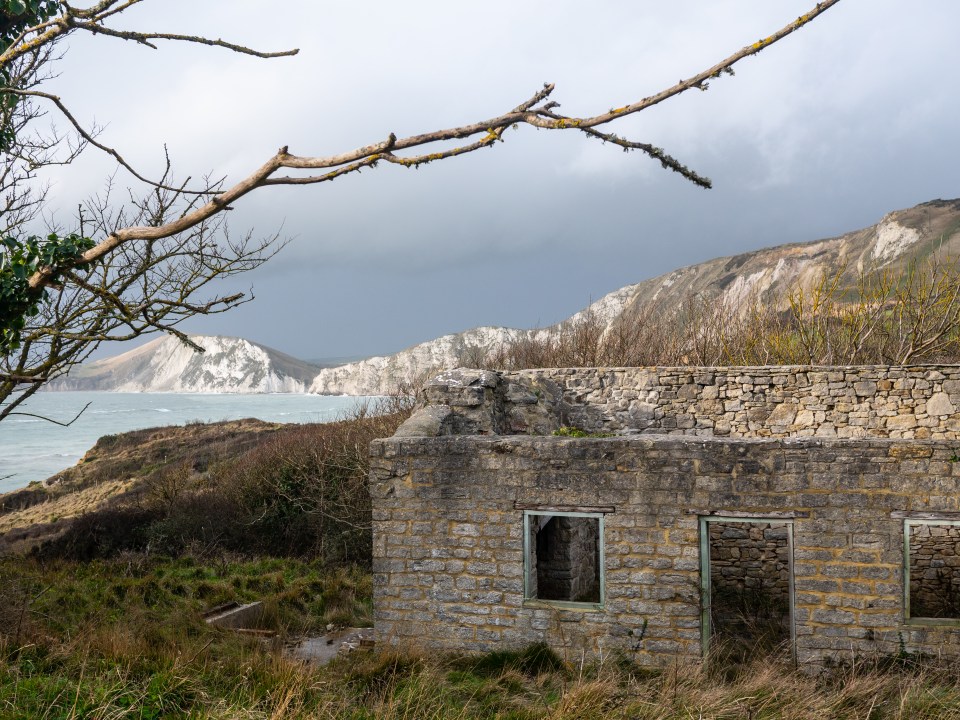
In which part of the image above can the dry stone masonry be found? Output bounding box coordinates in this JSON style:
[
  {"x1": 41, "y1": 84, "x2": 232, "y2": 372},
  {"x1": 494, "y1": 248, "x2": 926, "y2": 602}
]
[
  {"x1": 373, "y1": 365, "x2": 960, "y2": 670},
  {"x1": 402, "y1": 365, "x2": 960, "y2": 440}
]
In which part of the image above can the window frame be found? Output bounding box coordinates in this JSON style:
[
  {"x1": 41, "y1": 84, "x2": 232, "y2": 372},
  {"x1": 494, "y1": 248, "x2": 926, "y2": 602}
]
[
  {"x1": 903, "y1": 517, "x2": 960, "y2": 626},
  {"x1": 522, "y1": 509, "x2": 606, "y2": 611}
]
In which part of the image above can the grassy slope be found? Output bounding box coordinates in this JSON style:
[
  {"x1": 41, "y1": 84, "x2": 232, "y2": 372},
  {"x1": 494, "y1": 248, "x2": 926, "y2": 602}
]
[
  {"x1": 3, "y1": 554, "x2": 960, "y2": 720},
  {"x1": 0, "y1": 419, "x2": 284, "y2": 554},
  {"x1": 4, "y1": 408, "x2": 960, "y2": 716}
]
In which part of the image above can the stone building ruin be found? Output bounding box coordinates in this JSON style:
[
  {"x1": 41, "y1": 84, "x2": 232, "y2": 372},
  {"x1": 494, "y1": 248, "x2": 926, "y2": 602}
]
[{"x1": 370, "y1": 365, "x2": 960, "y2": 669}]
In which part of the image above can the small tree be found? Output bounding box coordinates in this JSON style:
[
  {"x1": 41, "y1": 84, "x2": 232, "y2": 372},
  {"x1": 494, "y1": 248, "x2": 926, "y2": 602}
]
[{"x1": 0, "y1": 0, "x2": 842, "y2": 421}]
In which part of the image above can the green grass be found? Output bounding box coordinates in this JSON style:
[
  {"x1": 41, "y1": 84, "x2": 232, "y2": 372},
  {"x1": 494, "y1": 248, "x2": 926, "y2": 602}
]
[
  {"x1": 0, "y1": 555, "x2": 374, "y2": 718},
  {"x1": 6, "y1": 555, "x2": 960, "y2": 718}
]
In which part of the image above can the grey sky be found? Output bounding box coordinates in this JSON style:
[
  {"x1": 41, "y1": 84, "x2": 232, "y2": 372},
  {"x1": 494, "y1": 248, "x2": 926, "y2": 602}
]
[{"x1": 42, "y1": 1, "x2": 960, "y2": 359}]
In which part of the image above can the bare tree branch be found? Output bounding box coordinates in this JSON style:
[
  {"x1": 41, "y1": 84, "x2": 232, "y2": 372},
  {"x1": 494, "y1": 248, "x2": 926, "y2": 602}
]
[
  {"x1": 0, "y1": 0, "x2": 298, "y2": 68},
  {"x1": 24, "y1": 0, "x2": 842, "y2": 294},
  {"x1": 0, "y1": 373, "x2": 47, "y2": 383},
  {"x1": 6, "y1": 87, "x2": 212, "y2": 194},
  {"x1": 66, "y1": 20, "x2": 300, "y2": 58}
]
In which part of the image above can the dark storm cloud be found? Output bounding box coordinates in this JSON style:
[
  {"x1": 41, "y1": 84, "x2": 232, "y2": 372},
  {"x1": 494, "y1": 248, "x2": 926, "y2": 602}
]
[{"x1": 42, "y1": 1, "x2": 960, "y2": 359}]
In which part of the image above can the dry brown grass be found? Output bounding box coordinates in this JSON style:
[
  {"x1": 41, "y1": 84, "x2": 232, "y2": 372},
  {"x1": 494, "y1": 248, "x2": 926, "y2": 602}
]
[{"x1": 0, "y1": 476, "x2": 134, "y2": 535}]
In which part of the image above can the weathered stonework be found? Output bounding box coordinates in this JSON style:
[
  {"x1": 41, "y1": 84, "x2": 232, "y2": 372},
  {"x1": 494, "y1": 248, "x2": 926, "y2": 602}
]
[
  {"x1": 408, "y1": 365, "x2": 960, "y2": 440},
  {"x1": 373, "y1": 366, "x2": 960, "y2": 670}
]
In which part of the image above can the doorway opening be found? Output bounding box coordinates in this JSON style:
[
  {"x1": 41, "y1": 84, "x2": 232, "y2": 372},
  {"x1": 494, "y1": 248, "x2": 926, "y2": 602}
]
[{"x1": 700, "y1": 516, "x2": 794, "y2": 661}]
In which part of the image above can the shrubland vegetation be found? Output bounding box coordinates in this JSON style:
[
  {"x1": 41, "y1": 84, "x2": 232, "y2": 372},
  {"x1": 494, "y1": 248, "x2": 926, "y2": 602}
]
[
  {"x1": 484, "y1": 258, "x2": 960, "y2": 371},
  {"x1": 22, "y1": 400, "x2": 410, "y2": 563}
]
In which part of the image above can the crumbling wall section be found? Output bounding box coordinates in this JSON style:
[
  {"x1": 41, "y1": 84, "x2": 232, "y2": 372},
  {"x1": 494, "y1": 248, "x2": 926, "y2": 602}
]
[{"x1": 507, "y1": 366, "x2": 960, "y2": 438}]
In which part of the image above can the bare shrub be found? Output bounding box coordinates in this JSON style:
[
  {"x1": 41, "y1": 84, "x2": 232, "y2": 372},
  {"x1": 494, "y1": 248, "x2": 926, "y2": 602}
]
[{"x1": 488, "y1": 256, "x2": 960, "y2": 371}]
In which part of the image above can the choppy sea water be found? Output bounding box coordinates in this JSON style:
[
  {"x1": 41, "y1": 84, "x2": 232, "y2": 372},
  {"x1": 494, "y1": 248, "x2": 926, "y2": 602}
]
[{"x1": 0, "y1": 392, "x2": 377, "y2": 493}]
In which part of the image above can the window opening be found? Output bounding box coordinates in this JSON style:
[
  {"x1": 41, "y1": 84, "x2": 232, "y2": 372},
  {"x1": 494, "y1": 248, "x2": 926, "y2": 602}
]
[
  {"x1": 700, "y1": 517, "x2": 794, "y2": 661},
  {"x1": 523, "y1": 511, "x2": 604, "y2": 608},
  {"x1": 905, "y1": 519, "x2": 960, "y2": 623}
]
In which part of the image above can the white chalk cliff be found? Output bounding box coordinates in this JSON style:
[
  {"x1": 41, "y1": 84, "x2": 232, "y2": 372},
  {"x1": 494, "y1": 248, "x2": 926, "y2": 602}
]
[{"x1": 46, "y1": 335, "x2": 320, "y2": 394}]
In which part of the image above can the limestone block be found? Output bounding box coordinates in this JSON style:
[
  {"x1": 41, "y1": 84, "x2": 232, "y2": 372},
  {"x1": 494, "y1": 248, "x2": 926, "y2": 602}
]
[
  {"x1": 886, "y1": 414, "x2": 918, "y2": 432},
  {"x1": 795, "y1": 409, "x2": 815, "y2": 427},
  {"x1": 767, "y1": 403, "x2": 797, "y2": 427},
  {"x1": 393, "y1": 405, "x2": 454, "y2": 437},
  {"x1": 926, "y1": 392, "x2": 956, "y2": 418}
]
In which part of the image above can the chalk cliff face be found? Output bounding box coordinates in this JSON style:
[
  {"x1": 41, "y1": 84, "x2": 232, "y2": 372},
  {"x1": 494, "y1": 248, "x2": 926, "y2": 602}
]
[
  {"x1": 308, "y1": 327, "x2": 531, "y2": 396},
  {"x1": 609, "y1": 199, "x2": 960, "y2": 322},
  {"x1": 47, "y1": 335, "x2": 321, "y2": 393}
]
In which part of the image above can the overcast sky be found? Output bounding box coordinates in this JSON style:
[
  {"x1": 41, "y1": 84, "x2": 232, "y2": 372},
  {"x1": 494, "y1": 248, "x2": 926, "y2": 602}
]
[{"x1": 42, "y1": 1, "x2": 960, "y2": 360}]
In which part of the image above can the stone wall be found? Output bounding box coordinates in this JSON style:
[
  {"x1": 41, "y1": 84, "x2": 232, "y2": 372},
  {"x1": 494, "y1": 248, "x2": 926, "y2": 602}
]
[
  {"x1": 406, "y1": 366, "x2": 960, "y2": 440},
  {"x1": 371, "y1": 434, "x2": 960, "y2": 669}
]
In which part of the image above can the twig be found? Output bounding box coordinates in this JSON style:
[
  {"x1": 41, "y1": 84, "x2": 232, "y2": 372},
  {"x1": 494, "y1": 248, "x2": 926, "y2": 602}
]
[{"x1": 9, "y1": 401, "x2": 91, "y2": 426}]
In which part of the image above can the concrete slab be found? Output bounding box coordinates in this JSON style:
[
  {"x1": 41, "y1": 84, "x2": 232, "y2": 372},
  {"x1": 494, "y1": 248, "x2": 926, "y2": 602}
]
[
  {"x1": 203, "y1": 601, "x2": 264, "y2": 629},
  {"x1": 289, "y1": 628, "x2": 374, "y2": 665}
]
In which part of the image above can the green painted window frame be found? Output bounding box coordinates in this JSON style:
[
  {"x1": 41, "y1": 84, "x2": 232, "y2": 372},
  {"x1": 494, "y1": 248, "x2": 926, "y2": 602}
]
[
  {"x1": 522, "y1": 510, "x2": 606, "y2": 611},
  {"x1": 698, "y1": 515, "x2": 796, "y2": 660},
  {"x1": 903, "y1": 518, "x2": 960, "y2": 627}
]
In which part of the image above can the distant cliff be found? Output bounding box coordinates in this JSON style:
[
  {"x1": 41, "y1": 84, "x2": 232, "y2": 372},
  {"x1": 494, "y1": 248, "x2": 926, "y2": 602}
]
[
  {"x1": 46, "y1": 335, "x2": 321, "y2": 393},
  {"x1": 48, "y1": 199, "x2": 960, "y2": 396},
  {"x1": 310, "y1": 198, "x2": 960, "y2": 394},
  {"x1": 308, "y1": 326, "x2": 531, "y2": 396}
]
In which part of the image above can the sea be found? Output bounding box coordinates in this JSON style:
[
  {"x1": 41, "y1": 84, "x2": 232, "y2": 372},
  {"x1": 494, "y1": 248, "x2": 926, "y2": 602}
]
[{"x1": 0, "y1": 392, "x2": 378, "y2": 494}]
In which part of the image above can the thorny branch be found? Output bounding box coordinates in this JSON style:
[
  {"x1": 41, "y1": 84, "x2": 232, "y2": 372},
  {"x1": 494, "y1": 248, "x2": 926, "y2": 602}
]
[{"x1": 22, "y1": 0, "x2": 842, "y2": 294}]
